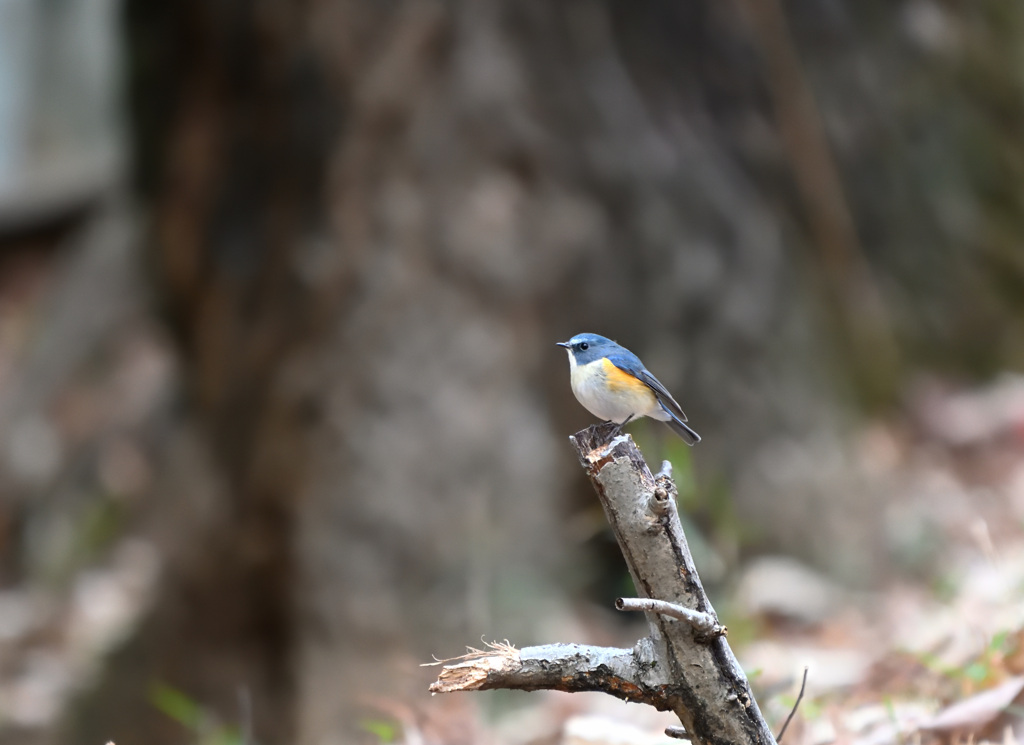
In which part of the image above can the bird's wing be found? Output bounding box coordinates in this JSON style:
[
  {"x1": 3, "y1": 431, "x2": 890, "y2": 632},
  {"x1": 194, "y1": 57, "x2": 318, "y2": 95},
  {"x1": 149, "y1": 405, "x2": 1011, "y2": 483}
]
[
  {"x1": 606, "y1": 354, "x2": 688, "y2": 421},
  {"x1": 606, "y1": 353, "x2": 689, "y2": 422}
]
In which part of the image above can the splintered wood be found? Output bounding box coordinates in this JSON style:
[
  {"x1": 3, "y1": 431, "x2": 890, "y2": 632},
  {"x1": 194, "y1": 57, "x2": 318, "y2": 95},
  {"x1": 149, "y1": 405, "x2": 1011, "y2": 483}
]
[{"x1": 426, "y1": 642, "x2": 520, "y2": 693}]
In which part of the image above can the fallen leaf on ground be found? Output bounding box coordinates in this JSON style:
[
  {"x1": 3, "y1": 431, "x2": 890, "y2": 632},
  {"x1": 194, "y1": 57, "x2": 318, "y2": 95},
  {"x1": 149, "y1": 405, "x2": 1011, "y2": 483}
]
[{"x1": 920, "y1": 675, "x2": 1024, "y2": 735}]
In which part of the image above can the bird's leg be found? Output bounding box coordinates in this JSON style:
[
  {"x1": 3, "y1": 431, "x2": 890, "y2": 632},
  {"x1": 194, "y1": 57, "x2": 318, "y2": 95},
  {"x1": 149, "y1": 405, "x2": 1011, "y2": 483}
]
[{"x1": 611, "y1": 414, "x2": 635, "y2": 437}]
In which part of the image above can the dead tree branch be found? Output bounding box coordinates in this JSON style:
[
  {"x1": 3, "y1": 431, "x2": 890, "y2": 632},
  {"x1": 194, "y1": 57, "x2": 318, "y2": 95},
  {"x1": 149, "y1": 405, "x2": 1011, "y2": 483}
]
[
  {"x1": 429, "y1": 423, "x2": 777, "y2": 745},
  {"x1": 615, "y1": 597, "x2": 726, "y2": 638},
  {"x1": 427, "y1": 639, "x2": 680, "y2": 708}
]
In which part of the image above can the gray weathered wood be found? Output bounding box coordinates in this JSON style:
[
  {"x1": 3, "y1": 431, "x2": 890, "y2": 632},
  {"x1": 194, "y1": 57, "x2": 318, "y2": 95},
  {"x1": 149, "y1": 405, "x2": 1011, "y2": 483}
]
[
  {"x1": 572, "y1": 424, "x2": 775, "y2": 745},
  {"x1": 615, "y1": 597, "x2": 726, "y2": 638},
  {"x1": 429, "y1": 423, "x2": 777, "y2": 745},
  {"x1": 428, "y1": 638, "x2": 679, "y2": 706}
]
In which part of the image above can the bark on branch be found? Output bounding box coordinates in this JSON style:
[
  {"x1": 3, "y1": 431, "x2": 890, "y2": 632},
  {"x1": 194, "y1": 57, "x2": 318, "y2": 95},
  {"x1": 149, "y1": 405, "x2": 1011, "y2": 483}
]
[
  {"x1": 427, "y1": 639, "x2": 678, "y2": 708},
  {"x1": 615, "y1": 597, "x2": 727, "y2": 639},
  {"x1": 429, "y1": 423, "x2": 777, "y2": 745}
]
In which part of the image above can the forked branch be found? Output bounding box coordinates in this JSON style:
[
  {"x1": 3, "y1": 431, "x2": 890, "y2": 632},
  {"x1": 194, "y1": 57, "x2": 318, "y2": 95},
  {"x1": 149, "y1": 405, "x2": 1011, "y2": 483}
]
[{"x1": 428, "y1": 424, "x2": 777, "y2": 745}]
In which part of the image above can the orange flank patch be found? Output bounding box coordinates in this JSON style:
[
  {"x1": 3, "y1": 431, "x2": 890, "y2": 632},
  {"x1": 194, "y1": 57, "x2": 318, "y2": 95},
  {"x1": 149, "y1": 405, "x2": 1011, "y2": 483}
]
[{"x1": 600, "y1": 358, "x2": 655, "y2": 399}]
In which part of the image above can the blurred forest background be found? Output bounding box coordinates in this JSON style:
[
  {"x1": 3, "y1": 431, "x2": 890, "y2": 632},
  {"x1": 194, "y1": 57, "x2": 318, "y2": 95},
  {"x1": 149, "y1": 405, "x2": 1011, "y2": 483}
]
[{"x1": 1, "y1": 1, "x2": 1024, "y2": 744}]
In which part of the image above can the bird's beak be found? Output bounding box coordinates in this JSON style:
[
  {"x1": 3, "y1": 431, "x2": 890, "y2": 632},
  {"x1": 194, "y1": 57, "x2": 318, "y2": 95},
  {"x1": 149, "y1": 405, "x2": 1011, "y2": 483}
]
[{"x1": 556, "y1": 341, "x2": 572, "y2": 348}]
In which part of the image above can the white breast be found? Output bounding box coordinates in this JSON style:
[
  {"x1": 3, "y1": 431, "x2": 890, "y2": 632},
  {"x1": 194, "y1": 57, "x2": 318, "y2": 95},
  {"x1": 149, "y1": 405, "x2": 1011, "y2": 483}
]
[{"x1": 567, "y1": 354, "x2": 659, "y2": 423}]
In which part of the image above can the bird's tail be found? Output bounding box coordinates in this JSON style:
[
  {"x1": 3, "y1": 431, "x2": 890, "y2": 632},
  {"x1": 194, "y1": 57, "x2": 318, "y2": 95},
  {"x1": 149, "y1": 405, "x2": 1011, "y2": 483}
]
[{"x1": 664, "y1": 412, "x2": 701, "y2": 446}]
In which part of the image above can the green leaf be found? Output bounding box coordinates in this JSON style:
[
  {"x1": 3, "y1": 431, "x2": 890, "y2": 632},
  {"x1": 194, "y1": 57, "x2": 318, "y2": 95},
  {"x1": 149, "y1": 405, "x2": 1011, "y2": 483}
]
[
  {"x1": 358, "y1": 718, "x2": 399, "y2": 743},
  {"x1": 963, "y1": 662, "x2": 990, "y2": 682},
  {"x1": 150, "y1": 682, "x2": 203, "y2": 729},
  {"x1": 205, "y1": 727, "x2": 245, "y2": 745}
]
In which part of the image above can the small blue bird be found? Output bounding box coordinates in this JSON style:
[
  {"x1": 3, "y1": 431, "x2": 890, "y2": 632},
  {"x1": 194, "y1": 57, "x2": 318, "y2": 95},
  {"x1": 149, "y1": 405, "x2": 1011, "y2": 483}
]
[{"x1": 557, "y1": 333, "x2": 700, "y2": 445}]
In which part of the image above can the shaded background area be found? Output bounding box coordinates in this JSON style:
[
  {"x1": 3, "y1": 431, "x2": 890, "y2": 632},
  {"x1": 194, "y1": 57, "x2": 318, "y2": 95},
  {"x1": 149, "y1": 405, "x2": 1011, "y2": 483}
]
[{"x1": 0, "y1": 1, "x2": 1023, "y2": 744}]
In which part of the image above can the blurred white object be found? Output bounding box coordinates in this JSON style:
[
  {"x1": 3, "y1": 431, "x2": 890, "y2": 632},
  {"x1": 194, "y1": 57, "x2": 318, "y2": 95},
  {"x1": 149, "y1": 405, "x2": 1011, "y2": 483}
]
[
  {"x1": 562, "y1": 715, "x2": 674, "y2": 745},
  {"x1": 915, "y1": 373, "x2": 1024, "y2": 446},
  {"x1": 740, "y1": 642, "x2": 871, "y2": 695},
  {"x1": 734, "y1": 555, "x2": 846, "y2": 625},
  {"x1": 0, "y1": 0, "x2": 124, "y2": 232}
]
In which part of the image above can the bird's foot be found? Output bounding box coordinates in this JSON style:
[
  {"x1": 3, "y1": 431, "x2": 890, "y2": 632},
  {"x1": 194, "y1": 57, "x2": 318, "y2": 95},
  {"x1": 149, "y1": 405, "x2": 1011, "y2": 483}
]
[
  {"x1": 611, "y1": 414, "x2": 635, "y2": 437},
  {"x1": 597, "y1": 415, "x2": 635, "y2": 441},
  {"x1": 592, "y1": 420, "x2": 620, "y2": 444}
]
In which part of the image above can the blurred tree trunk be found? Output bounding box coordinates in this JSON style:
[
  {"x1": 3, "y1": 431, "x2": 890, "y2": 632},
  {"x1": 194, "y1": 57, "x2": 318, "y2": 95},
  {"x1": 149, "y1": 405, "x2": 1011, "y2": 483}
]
[
  {"x1": 72, "y1": 0, "x2": 1011, "y2": 742},
  {"x1": 68, "y1": 2, "x2": 333, "y2": 742},
  {"x1": 74, "y1": 1, "x2": 812, "y2": 743}
]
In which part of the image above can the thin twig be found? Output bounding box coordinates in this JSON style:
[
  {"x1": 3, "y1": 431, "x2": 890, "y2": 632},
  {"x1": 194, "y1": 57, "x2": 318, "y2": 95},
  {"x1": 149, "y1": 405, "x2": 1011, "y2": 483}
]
[
  {"x1": 776, "y1": 666, "x2": 809, "y2": 742},
  {"x1": 616, "y1": 597, "x2": 726, "y2": 638},
  {"x1": 665, "y1": 725, "x2": 690, "y2": 740}
]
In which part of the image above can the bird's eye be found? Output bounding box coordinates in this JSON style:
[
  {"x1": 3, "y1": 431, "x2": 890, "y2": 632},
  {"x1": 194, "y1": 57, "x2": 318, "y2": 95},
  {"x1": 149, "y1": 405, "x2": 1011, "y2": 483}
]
[{"x1": 579, "y1": 342, "x2": 589, "y2": 351}]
